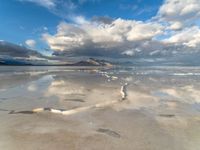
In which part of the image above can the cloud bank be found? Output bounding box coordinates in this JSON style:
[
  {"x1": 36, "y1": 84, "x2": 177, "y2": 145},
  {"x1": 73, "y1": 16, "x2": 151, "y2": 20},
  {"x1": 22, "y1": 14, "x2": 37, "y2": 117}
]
[
  {"x1": 39, "y1": 0, "x2": 200, "y2": 59},
  {"x1": 0, "y1": 41, "x2": 42, "y2": 58},
  {"x1": 42, "y1": 18, "x2": 163, "y2": 57},
  {"x1": 0, "y1": 41, "x2": 59, "y2": 65},
  {"x1": 157, "y1": 0, "x2": 200, "y2": 30},
  {"x1": 9, "y1": 0, "x2": 200, "y2": 65}
]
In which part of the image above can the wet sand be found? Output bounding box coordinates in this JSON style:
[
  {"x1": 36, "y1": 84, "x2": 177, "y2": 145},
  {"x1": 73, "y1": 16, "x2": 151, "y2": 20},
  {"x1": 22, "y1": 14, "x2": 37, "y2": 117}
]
[{"x1": 0, "y1": 66, "x2": 200, "y2": 150}]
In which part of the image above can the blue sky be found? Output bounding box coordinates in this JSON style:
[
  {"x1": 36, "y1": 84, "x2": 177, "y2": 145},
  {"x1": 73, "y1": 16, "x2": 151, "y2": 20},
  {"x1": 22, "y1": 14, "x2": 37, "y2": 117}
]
[
  {"x1": 0, "y1": 0, "x2": 162, "y2": 50},
  {"x1": 0, "y1": 0, "x2": 200, "y2": 64},
  {"x1": 0, "y1": 0, "x2": 60, "y2": 53}
]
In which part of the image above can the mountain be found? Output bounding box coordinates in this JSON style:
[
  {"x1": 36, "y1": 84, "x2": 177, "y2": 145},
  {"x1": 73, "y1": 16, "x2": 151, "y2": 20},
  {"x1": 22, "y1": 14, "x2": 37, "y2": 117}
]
[
  {"x1": 0, "y1": 55, "x2": 114, "y2": 66},
  {"x1": 0, "y1": 61, "x2": 6, "y2": 65},
  {"x1": 0, "y1": 41, "x2": 113, "y2": 66},
  {"x1": 71, "y1": 58, "x2": 113, "y2": 67}
]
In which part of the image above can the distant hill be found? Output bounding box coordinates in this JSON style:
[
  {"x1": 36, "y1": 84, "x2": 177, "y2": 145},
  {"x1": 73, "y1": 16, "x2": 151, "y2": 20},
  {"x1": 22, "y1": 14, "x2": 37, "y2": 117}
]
[
  {"x1": 0, "y1": 59, "x2": 32, "y2": 66},
  {"x1": 0, "y1": 61, "x2": 5, "y2": 65},
  {"x1": 71, "y1": 58, "x2": 113, "y2": 67},
  {"x1": 0, "y1": 57, "x2": 114, "y2": 67},
  {"x1": 0, "y1": 41, "x2": 114, "y2": 66}
]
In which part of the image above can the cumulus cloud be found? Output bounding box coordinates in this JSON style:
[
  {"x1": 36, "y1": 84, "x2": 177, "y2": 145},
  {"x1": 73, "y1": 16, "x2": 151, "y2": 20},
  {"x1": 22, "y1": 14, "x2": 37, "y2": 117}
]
[
  {"x1": 17, "y1": 0, "x2": 200, "y2": 63},
  {"x1": 91, "y1": 16, "x2": 113, "y2": 24},
  {"x1": 164, "y1": 26, "x2": 200, "y2": 47},
  {"x1": 121, "y1": 50, "x2": 135, "y2": 56},
  {"x1": 39, "y1": 0, "x2": 200, "y2": 59},
  {"x1": 157, "y1": 0, "x2": 200, "y2": 30},
  {"x1": 42, "y1": 18, "x2": 163, "y2": 57},
  {"x1": 25, "y1": 39, "x2": 36, "y2": 48}
]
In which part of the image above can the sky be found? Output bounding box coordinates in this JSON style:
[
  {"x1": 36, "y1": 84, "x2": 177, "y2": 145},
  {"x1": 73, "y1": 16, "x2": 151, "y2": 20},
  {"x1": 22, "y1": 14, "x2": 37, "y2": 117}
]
[{"x1": 0, "y1": 0, "x2": 200, "y2": 64}]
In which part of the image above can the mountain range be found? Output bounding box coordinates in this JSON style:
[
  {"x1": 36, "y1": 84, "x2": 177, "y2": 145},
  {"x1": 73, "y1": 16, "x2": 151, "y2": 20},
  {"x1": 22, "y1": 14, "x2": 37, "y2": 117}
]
[
  {"x1": 2, "y1": 40, "x2": 200, "y2": 66},
  {"x1": 0, "y1": 41, "x2": 114, "y2": 67}
]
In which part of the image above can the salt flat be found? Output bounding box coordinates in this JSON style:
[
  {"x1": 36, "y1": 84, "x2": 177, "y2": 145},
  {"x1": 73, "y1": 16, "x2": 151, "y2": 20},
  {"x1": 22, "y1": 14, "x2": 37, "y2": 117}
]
[{"x1": 0, "y1": 66, "x2": 200, "y2": 150}]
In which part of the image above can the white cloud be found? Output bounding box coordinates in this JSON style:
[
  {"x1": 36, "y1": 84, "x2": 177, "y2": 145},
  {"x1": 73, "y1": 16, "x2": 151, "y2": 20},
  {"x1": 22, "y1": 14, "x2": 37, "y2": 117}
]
[
  {"x1": 18, "y1": 0, "x2": 77, "y2": 18},
  {"x1": 164, "y1": 26, "x2": 200, "y2": 47},
  {"x1": 19, "y1": 0, "x2": 56, "y2": 9},
  {"x1": 121, "y1": 50, "x2": 135, "y2": 56},
  {"x1": 43, "y1": 26, "x2": 48, "y2": 31},
  {"x1": 36, "y1": 0, "x2": 200, "y2": 59},
  {"x1": 168, "y1": 21, "x2": 183, "y2": 30},
  {"x1": 25, "y1": 39, "x2": 36, "y2": 48},
  {"x1": 42, "y1": 18, "x2": 163, "y2": 56},
  {"x1": 157, "y1": 0, "x2": 200, "y2": 30},
  {"x1": 72, "y1": 16, "x2": 90, "y2": 25}
]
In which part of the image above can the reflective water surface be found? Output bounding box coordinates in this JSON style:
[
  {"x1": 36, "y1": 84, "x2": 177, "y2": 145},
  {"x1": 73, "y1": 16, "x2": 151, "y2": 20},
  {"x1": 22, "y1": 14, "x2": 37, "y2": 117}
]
[{"x1": 0, "y1": 66, "x2": 200, "y2": 150}]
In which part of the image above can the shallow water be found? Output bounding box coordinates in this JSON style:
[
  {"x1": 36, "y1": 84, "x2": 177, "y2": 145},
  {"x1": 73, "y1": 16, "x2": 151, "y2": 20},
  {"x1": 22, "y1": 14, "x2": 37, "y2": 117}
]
[{"x1": 0, "y1": 66, "x2": 200, "y2": 150}]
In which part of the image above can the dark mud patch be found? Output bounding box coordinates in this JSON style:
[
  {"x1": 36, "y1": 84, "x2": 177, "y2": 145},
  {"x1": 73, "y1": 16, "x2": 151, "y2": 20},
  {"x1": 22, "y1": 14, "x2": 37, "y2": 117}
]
[
  {"x1": 0, "y1": 108, "x2": 11, "y2": 112},
  {"x1": 64, "y1": 99, "x2": 85, "y2": 102},
  {"x1": 159, "y1": 114, "x2": 175, "y2": 118},
  {"x1": 97, "y1": 128, "x2": 121, "y2": 138},
  {"x1": 9, "y1": 110, "x2": 35, "y2": 114},
  {"x1": 0, "y1": 98, "x2": 9, "y2": 100}
]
